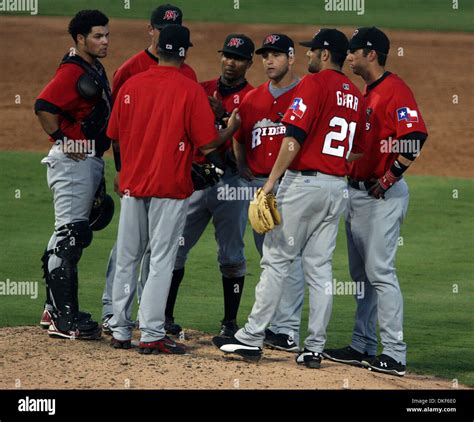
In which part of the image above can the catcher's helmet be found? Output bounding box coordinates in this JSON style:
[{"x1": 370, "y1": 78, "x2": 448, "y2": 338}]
[{"x1": 89, "y1": 194, "x2": 115, "y2": 231}]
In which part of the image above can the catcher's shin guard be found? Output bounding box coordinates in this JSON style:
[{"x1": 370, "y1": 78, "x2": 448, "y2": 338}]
[{"x1": 46, "y1": 222, "x2": 99, "y2": 337}]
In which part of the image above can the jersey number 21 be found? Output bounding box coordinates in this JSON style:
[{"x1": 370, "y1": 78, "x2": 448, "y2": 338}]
[{"x1": 323, "y1": 116, "x2": 356, "y2": 159}]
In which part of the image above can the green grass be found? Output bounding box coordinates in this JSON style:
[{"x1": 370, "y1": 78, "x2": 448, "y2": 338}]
[
  {"x1": 3, "y1": 0, "x2": 473, "y2": 32},
  {"x1": 0, "y1": 151, "x2": 473, "y2": 386}
]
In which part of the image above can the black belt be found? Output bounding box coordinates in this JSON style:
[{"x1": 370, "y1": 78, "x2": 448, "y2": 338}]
[
  {"x1": 347, "y1": 177, "x2": 374, "y2": 191},
  {"x1": 300, "y1": 170, "x2": 319, "y2": 176},
  {"x1": 254, "y1": 173, "x2": 270, "y2": 178}
]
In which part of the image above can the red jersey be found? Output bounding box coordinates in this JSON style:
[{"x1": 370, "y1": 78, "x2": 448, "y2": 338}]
[
  {"x1": 36, "y1": 63, "x2": 96, "y2": 142},
  {"x1": 282, "y1": 70, "x2": 366, "y2": 177},
  {"x1": 194, "y1": 78, "x2": 254, "y2": 164},
  {"x1": 349, "y1": 72, "x2": 428, "y2": 181},
  {"x1": 107, "y1": 65, "x2": 218, "y2": 199},
  {"x1": 112, "y1": 49, "x2": 197, "y2": 98},
  {"x1": 235, "y1": 80, "x2": 300, "y2": 175}
]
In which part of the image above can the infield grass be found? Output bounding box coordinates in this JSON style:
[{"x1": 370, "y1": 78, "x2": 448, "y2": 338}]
[
  {"x1": 2, "y1": 0, "x2": 473, "y2": 32},
  {"x1": 0, "y1": 151, "x2": 473, "y2": 386}
]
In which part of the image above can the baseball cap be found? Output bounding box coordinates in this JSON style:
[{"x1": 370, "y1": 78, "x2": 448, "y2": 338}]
[
  {"x1": 349, "y1": 27, "x2": 390, "y2": 54},
  {"x1": 218, "y1": 34, "x2": 255, "y2": 60},
  {"x1": 299, "y1": 28, "x2": 349, "y2": 54},
  {"x1": 255, "y1": 33, "x2": 295, "y2": 56},
  {"x1": 151, "y1": 4, "x2": 182, "y2": 29},
  {"x1": 158, "y1": 25, "x2": 192, "y2": 56}
]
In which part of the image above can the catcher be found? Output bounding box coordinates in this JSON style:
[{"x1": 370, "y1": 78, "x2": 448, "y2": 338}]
[{"x1": 35, "y1": 10, "x2": 112, "y2": 339}]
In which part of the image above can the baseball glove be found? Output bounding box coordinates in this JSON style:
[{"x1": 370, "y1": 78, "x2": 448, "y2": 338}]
[
  {"x1": 248, "y1": 188, "x2": 281, "y2": 234},
  {"x1": 191, "y1": 162, "x2": 224, "y2": 190}
]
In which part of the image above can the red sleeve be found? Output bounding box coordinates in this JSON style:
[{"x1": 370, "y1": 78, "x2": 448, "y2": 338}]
[
  {"x1": 387, "y1": 83, "x2": 427, "y2": 139},
  {"x1": 281, "y1": 76, "x2": 320, "y2": 134},
  {"x1": 187, "y1": 84, "x2": 219, "y2": 148},
  {"x1": 180, "y1": 63, "x2": 198, "y2": 82},
  {"x1": 351, "y1": 97, "x2": 366, "y2": 154},
  {"x1": 112, "y1": 66, "x2": 131, "y2": 101},
  {"x1": 37, "y1": 64, "x2": 84, "y2": 111}
]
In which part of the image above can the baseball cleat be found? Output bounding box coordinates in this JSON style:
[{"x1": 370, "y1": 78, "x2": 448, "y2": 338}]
[
  {"x1": 322, "y1": 345, "x2": 375, "y2": 367},
  {"x1": 40, "y1": 309, "x2": 93, "y2": 329},
  {"x1": 264, "y1": 329, "x2": 300, "y2": 353},
  {"x1": 165, "y1": 316, "x2": 182, "y2": 336},
  {"x1": 102, "y1": 314, "x2": 113, "y2": 335},
  {"x1": 47, "y1": 318, "x2": 102, "y2": 340},
  {"x1": 219, "y1": 319, "x2": 239, "y2": 338},
  {"x1": 361, "y1": 354, "x2": 406, "y2": 377},
  {"x1": 296, "y1": 349, "x2": 322, "y2": 369},
  {"x1": 40, "y1": 309, "x2": 52, "y2": 329},
  {"x1": 138, "y1": 336, "x2": 186, "y2": 355},
  {"x1": 110, "y1": 337, "x2": 132, "y2": 349},
  {"x1": 212, "y1": 335, "x2": 262, "y2": 362}
]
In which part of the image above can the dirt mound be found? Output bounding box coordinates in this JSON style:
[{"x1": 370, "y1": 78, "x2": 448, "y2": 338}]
[{"x1": 0, "y1": 326, "x2": 467, "y2": 389}]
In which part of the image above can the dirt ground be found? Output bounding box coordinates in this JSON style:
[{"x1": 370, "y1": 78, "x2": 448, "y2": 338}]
[
  {"x1": 0, "y1": 16, "x2": 473, "y2": 177},
  {"x1": 0, "y1": 326, "x2": 469, "y2": 390},
  {"x1": 0, "y1": 17, "x2": 473, "y2": 390}
]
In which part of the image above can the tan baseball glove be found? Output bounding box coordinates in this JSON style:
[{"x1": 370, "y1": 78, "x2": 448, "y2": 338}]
[{"x1": 248, "y1": 188, "x2": 281, "y2": 234}]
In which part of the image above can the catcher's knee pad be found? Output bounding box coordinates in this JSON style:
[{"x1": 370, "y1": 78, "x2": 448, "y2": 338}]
[
  {"x1": 220, "y1": 261, "x2": 247, "y2": 278},
  {"x1": 55, "y1": 221, "x2": 93, "y2": 265}
]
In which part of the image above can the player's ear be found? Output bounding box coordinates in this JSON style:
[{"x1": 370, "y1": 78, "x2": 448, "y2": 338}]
[
  {"x1": 246, "y1": 59, "x2": 253, "y2": 70},
  {"x1": 368, "y1": 49, "x2": 378, "y2": 63},
  {"x1": 76, "y1": 33, "x2": 86, "y2": 47},
  {"x1": 147, "y1": 24, "x2": 154, "y2": 36},
  {"x1": 288, "y1": 54, "x2": 296, "y2": 66},
  {"x1": 322, "y1": 49, "x2": 330, "y2": 62}
]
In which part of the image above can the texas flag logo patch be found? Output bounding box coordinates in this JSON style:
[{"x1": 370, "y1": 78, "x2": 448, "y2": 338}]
[
  {"x1": 290, "y1": 98, "x2": 307, "y2": 118},
  {"x1": 397, "y1": 107, "x2": 419, "y2": 123}
]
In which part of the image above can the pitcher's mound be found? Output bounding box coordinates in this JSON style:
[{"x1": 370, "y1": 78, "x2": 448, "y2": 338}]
[{"x1": 0, "y1": 326, "x2": 465, "y2": 389}]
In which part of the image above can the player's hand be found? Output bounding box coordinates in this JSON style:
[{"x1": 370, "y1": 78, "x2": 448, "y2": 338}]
[
  {"x1": 238, "y1": 163, "x2": 254, "y2": 181},
  {"x1": 367, "y1": 170, "x2": 399, "y2": 199},
  {"x1": 114, "y1": 172, "x2": 122, "y2": 198},
  {"x1": 225, "y1": 108, "x2": 241, "y2": 133},
  {"x1": 61, "y1": 141, "x2": 87, "y2": 161},
  {"x1": 208, "y1": 91, "x2": 226, "y2": 119}
]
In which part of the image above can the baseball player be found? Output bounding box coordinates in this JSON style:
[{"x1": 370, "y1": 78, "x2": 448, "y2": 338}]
[
  {"x1": 101, "y1": 3, "x2": 197, "y2": 335},
  {"x1": 107, "y1": 25, "x2": 241, "y2": 353},
  {"x1": 213, "y1": 29, "x2": 366, "y2": 367},
  {"x1": 35, "y1": 10, "x2": 112, "y2": 339},
  {"x1": 323, "y1": 27, "x2": 428, "y2": 376},
  {"x1": 233, "y1": 33, "x2": 304, "y2": 352},
  {"x1": 163, "y1": 34, "x2": 255, "y2": 337}
]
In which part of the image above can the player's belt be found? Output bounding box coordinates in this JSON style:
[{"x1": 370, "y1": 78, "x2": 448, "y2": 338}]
[
  {"x1": 300, "y1": 170, "x2": 319, "y2": 176},
  {"x1": 254, "y1": 173, "x2": 270, "y2": 178},
  {"x1": 347, "y1": 177, "x2": 373, "y2": 191}
]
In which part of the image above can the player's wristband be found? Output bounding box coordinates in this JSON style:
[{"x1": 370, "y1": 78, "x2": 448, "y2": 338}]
[{"x1": 389, "y1": 159, "x2": 409, "y2": 178}]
